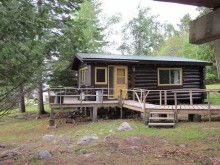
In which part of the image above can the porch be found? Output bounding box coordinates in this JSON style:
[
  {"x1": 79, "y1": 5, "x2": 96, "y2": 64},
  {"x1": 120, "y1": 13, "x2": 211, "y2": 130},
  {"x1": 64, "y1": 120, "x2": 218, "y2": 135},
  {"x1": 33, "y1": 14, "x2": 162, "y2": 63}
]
[{"x1": 48, "y1": 87, "x2": 220, "y2": 128}]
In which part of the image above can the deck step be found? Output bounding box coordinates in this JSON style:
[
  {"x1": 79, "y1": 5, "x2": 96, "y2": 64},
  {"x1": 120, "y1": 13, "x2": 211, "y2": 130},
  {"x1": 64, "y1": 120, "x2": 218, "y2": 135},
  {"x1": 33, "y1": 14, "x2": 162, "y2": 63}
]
[
  {"x1": 150, "y1": 112, "x2": 175, "y2": 115},
  {"x1": 149, "y1": 117, "x2": 174, "y2": 120},
  {"x1": 148, "y1": 123, "x2": 175, "y2": 126}
]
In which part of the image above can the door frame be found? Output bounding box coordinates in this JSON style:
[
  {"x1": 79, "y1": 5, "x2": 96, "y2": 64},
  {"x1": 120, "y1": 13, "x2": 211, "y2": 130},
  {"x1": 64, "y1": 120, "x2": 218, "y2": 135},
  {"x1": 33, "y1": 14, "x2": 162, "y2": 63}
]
[{"x1": 108, "y1": 65, "x2": 128, "y2": 99}]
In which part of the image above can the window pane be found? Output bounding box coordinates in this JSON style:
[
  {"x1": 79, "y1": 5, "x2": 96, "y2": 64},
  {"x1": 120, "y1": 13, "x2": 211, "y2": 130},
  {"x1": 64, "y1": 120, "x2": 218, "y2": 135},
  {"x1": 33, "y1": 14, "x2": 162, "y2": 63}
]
[
  {"x1": 159, "y1": 70, "x2": 169, "y2": 84},
  {"x1": 117, "y1": 69, "x2": 125, "y2": 76},
  {"x1": 96, "y1": 69, "x2": 106, "y2": 83},
  {"x1": 170, "y1": 70, "x2": 180, "y2": 84},
  {"x1": 117, "y1": 77, "x2": 125, "y2": 84}
]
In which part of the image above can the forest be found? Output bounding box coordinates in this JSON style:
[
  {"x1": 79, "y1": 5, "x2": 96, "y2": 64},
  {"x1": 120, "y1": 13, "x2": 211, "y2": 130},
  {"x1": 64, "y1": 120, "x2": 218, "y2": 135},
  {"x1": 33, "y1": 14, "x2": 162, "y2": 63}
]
[{"x1": 0, "y1": 0, "x2": 218, "y2": 117}]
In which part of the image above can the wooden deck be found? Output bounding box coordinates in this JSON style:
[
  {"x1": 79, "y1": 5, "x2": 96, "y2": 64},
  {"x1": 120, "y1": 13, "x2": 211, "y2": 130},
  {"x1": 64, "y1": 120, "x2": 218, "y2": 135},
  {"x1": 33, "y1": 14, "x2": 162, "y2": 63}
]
[
  {"x1": 123, "y1": 100, "x2": 220, "y2": 115},
  {"x1": 48, "y1": 87, "x2": 220, "y2": 127}
]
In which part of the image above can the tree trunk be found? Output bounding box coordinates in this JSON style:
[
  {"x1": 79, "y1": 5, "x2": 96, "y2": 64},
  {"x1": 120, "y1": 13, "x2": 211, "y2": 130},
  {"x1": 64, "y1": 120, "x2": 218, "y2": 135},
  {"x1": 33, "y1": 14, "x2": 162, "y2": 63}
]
[
  {"x1": 19, "y1": 85, "x2": 26, "y2": 113},
  {"x1": 37, "y1": 79, "x2": 46, "y2": 116}
]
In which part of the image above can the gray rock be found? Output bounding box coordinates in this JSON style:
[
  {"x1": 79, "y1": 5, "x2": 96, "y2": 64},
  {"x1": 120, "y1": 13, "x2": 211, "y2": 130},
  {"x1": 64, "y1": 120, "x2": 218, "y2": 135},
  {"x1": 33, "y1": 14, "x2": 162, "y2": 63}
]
[
  {"x1": 77, "y1": 136, "x2": 98, "y2": 144},
  {"x1": 118, "y1": 122, "x2": 132, "y2": 131},
  {"x1": 179, "y1": 144, "x2": 187, "y2": 148},
  {"x1": 130, "y1": 146, "x2": 139, "y2": 149},
  {"x1": 32, "y1": 150, "x2": 52, "y2": 159},
  {"x1": 42, "y1": 135, "x2": 54, "y2": 142},
  {"x1": 52, "y1": 141, "x2": 59, "y2": 145},
  {"x1": 0, "y1": 143, "x2": 6, "y2": 148},
  {"x1": 84, "y1": 153, "x2": 94, "y2": 158},
  {"x1": 58, "y1": 134, "x2": 72, "y2": 143}
]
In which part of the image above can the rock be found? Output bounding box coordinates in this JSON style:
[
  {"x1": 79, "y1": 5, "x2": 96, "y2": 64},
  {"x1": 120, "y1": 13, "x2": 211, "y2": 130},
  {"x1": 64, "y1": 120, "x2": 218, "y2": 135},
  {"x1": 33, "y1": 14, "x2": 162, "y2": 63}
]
[
  {"x1": 32, "y1": 150, "x2": 52, "y2": 159},
  {"x1": 58, "y1": 134, "x2": 72, "y2": 144},
  {"x1": 109, "y1": 129, "x2": 113, "y2": 133},
  {"x1": 0, "y1": 150, "x2": 21, "y2": 159},
  {"x1": 84, "y1": 153, "x2": 94, "y2": 158},
  {"x1": 130, "y1": 146, "x2": 139, "y2": 149},
  {"x1": 77, "y1": 136, "x2": 98, "y2": 144},
  {"x1": 52, "y1": 141, "x2": 59, "y2": 145},
  {"x1": 179, "y1": 144, "x2": 187, "y2": 148},
  {"x1": 42, "y1": 135, "x2": 54, "y2": 142},
  {"x1": 118, "y1": 122, "x2": 132, "y2": 131},
  {"x1": 0, "y1": 143, "x2": 6, "y2": 148}
]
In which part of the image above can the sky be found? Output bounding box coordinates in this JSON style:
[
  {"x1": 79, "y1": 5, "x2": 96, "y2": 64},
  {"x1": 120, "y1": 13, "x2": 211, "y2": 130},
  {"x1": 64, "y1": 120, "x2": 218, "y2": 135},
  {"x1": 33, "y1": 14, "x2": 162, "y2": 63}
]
[{"x1": 99, "y1": 0, "x2": 199, "y2": 53}]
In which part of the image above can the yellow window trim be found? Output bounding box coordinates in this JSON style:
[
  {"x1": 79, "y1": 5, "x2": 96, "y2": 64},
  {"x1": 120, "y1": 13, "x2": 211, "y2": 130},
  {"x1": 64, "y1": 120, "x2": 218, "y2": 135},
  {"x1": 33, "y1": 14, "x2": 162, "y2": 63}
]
[
  {"x1": 157, "y1": 68, "x2": 183, "y2": 86},
  {"x1": 95, "y1": 67, "x2": 107, "y2": 84},
  {"x1": 79, "y1": 66, "x2": 88, "y2": 85}
]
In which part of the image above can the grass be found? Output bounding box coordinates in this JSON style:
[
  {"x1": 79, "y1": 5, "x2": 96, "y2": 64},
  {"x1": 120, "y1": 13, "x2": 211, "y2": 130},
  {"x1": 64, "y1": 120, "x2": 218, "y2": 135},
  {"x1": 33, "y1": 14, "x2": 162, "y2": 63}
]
[
  {"x1": 1, "y1": 116, "x2": 220, "y2": 164},
  {"x1": 206, "y1": 83, "x2": 220, "y2": 105},
  {"x1": 0, "y1": 84, "x2": 220, "y2": 164}
]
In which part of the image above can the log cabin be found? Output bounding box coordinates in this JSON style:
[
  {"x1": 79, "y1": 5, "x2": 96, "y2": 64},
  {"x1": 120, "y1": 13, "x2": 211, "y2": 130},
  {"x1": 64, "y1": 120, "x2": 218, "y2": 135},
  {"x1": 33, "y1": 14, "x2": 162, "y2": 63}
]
[{"x1": 71, "y1": 53, "x2": 211, "y2": 104}]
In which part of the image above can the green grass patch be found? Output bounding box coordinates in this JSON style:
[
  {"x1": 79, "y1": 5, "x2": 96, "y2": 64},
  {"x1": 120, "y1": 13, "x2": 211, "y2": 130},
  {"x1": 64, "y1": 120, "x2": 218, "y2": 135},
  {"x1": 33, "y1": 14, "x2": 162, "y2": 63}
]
[{"x1": 206, "y1": 83, "x2": 220, "y2": 105}]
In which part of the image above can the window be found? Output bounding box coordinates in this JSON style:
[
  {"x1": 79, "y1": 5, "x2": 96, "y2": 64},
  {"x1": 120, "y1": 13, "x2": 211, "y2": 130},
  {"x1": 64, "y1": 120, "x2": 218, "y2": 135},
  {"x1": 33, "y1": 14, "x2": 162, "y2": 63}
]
[
  {"x1": 158, "y1": 68, "x2": 182, "y2": 86},
  {"x1": 79, "y1": 67, "x2": 88, "y2": 85},
  {"x1": 95, "y1": 67, "x2": 107, "y2": 84},
  {"x1": 117, "y1": 68, "x2": 125, "y2": 84}
]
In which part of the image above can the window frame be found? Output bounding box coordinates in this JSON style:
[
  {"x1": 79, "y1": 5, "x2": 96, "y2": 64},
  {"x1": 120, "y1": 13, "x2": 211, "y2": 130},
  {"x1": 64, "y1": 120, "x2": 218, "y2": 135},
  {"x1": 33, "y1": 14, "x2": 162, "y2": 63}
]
[
  {"x1": 79, "y1": 66, "x2": 88, "y2": 85},
  {"x1": 157, "y1": 68, "x2": 183, "y2": 86},
  {"x1": 95, "y1": 67, "x2": 107, "y2": 85}
]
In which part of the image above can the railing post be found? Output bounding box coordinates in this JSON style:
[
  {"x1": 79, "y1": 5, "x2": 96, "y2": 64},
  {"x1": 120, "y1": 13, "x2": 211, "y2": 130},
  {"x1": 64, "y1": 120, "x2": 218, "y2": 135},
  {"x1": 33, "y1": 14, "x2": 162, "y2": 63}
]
[
  {"x1": 174, "y1": 92, "x2": 178, "y2": 123},
  {"x1": 164, "y1": 90, "x2": 167, "y2": 106},
  {"x1": 159, "y1": 91, "x2": 162, "y2": 105},
  {"x1": 207, "y1": 91, "x2": 211, "y2": 122},
  {"x1": 80, "y1": 92, "x2": 82, "y2": 111},
  {"x1": 101, "y1": 89, "x2": 104, "y2": 107},
  {"x1": 119, "y1": 89, "x2": 123, "y2": 119},
  {"x1": 143, "y1": 92, "x2": 147, "y2": 124},
  {"x1": 133, "y1": 90, "x2": 135, "y2": 101},
  {"x1": 190, "y1": 90, "x2": 193, "y2": 106},
  {"x1": 140, "y1": 89, "x2": 143, "y2": 102}
]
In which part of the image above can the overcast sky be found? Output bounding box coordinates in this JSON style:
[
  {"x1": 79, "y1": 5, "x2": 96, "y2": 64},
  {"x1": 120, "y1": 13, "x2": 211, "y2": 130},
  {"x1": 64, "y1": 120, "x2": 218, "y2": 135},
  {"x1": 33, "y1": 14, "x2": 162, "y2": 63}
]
[{"x1": 99, "y1": 0, "x2": 199, "y2": 53}]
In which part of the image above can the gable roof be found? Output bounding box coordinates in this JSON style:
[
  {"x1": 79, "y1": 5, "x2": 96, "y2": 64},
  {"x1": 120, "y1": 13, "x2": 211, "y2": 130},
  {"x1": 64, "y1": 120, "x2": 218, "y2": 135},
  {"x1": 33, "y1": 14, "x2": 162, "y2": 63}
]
[{"x1": 72, "y1": 53, "x2": 211, "y2": 69}]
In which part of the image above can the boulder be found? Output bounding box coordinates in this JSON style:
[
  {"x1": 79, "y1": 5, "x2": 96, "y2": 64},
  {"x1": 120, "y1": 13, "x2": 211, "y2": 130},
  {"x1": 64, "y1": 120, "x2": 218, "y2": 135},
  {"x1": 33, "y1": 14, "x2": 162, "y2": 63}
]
[
  {"x1": 58, "y1": 134, "x2": 72, "y2": 144},
  {"x1": 42, "y1": 135, "x2": 54, "y2": 142},
  {"x1": 32, "y1": 150, "x2": 52, "y2": 159},
  {"x1": 77, "y1": 136, "x2": 98, "y2": 144},
  {"x1": 118, "y1": 122, "x2": 132, "y2": 131},
  {"x1": 0, "y1": 143, "x2": 6, "y2": 148}
]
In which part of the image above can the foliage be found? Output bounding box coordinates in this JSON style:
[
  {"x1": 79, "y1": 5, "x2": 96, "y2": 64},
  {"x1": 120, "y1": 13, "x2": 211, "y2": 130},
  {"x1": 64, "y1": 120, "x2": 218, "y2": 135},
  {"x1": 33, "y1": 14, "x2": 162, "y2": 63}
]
[
  {"x1": 157, "y1": 11, "x2": 218, "y2": 84},
  {"x1": 119, "y1": 6, "x2": 164, "y2": 55},
  {"x1": 49, "y1": 0, "x2": 106, "y2": 86},
  {"x1": 0, "y1": 0, "x2": 83, "y2": 116}
]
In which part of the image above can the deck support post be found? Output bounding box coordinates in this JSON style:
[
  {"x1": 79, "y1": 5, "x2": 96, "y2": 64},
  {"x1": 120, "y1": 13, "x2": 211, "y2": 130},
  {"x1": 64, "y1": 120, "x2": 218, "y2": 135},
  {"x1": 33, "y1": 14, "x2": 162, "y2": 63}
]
[
  {"x1": 207, "y1": 91, "x2": 211, "y2": 122},
  {"x1": 48, "y1": 108, "x2": 56, "y2": 128},
  {"x1": 92, "y1": 106, "x2": 98, "y2": 122}
]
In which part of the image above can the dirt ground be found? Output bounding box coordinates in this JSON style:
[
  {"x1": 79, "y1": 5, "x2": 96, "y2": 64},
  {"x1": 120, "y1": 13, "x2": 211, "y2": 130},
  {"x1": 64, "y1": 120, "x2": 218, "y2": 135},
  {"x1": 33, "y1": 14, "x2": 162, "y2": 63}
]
[{"x1": 0, "y1": 113, "x2": 220, "y2": 165}]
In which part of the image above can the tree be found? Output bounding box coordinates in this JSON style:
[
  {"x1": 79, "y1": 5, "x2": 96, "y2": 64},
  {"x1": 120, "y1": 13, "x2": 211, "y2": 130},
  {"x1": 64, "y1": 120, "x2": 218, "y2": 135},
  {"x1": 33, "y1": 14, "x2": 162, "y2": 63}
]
[
  {"x1": 49, "y1": 0, "x2": 106, "y2": 86},
  {"x1": 177, "y1": 13, "x2": 192, "y2": 35},
  {"x1": 0, "y1": 0, "x2": 83, "y2": 117},
  {"x1": 119, "y1": 6, "x2": 164, "y2": 55}
]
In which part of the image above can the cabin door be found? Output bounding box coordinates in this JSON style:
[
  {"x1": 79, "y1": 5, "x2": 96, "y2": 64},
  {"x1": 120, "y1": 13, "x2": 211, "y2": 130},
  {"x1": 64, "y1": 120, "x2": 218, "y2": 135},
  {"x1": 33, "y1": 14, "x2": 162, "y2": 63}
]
[{"x1": 108, "y1": 66, "x2": 128, "y2": 99}]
